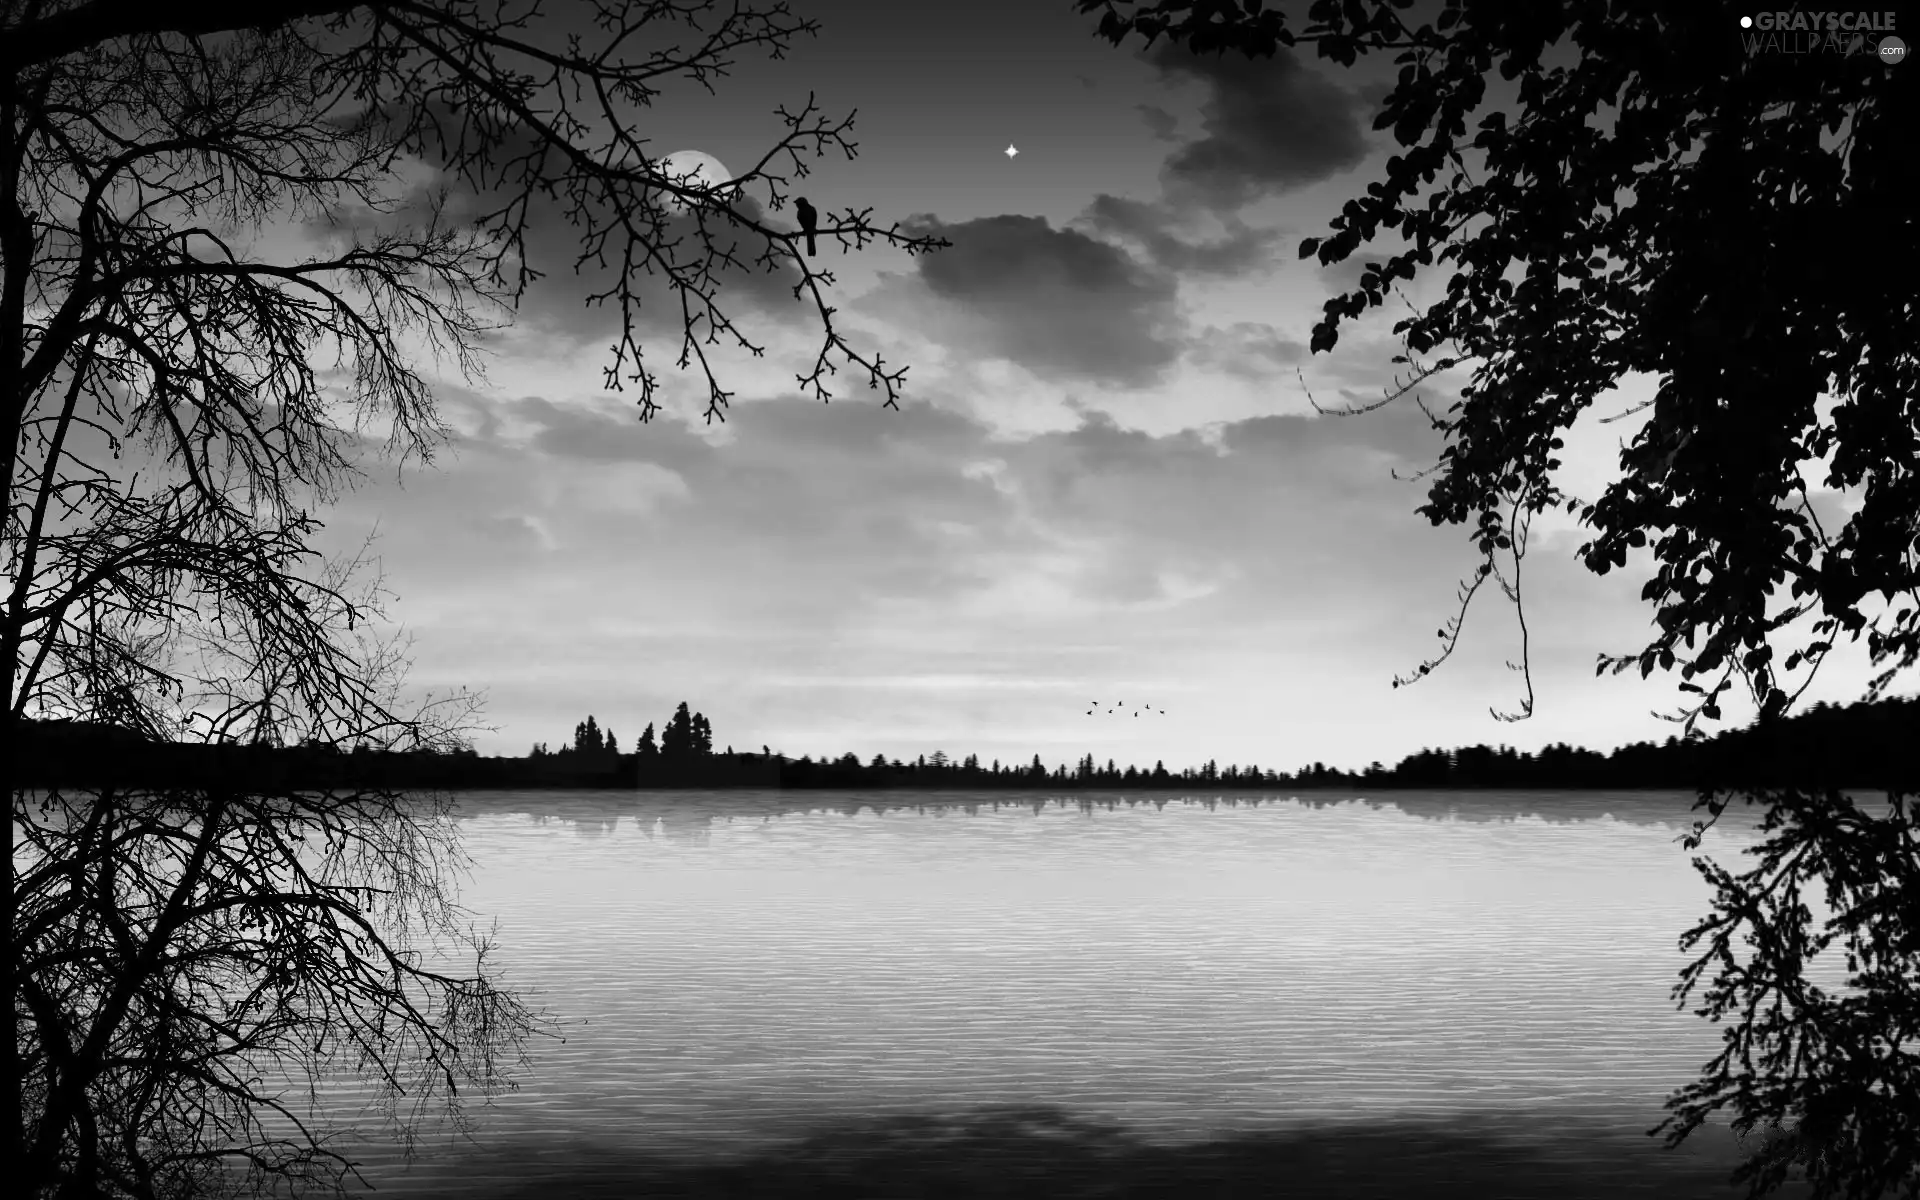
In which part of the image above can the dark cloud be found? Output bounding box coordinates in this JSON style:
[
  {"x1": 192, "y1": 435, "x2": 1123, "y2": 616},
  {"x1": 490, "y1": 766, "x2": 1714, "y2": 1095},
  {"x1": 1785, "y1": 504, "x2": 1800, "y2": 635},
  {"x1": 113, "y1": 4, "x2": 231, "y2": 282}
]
[
  {"x1": 1136, "y1": 103, "x2": 1181, "y2": 142},
  {"x1": 1184, "y1": 322, "x2": 1308, "y2": 381},
  {"x1": 1309, "y1": 329, "x2": 1466, "y2": 403},
  {"x1": 463, "y1": 513, "x2": 552, "y2": 552},
  {"x1": 892, "y1": 214, "x2": 1188, "y2": 388},
  {"x1": 517, "y1": 393, "x2": 718, "y2": 467},
  {"x1": 1076, "y1": 194, "x2": 1283, "y2": 278},
  {"x1": 1144, "y1": 41, "x2": 1369, "y2": 209},
  {"x1": 385, "y1": 383, "x2": 1449, "y2": 612},
  {"x1": 1353, "y1": 78, "x2": 1399, "y2": 115},
  {"x1": 967, "y1": 403, "x2": 1461, "y2": 606},
  {"x1": 1220, "y1": 400, "x2": 1443, "y2": 475}
]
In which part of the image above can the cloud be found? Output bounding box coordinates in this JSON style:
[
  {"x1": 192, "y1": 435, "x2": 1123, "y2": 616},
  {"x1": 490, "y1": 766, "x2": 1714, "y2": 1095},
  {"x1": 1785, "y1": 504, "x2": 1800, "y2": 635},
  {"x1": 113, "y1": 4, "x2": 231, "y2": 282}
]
[
  {"x1": 464, "y1": 513, "x2": 556, "y2": 552},
  {"x1": 308, "y1": 377, "x2": 1701, "y2": 766},
  {"x1": 883, "y1": 213, "x2": 1189, "y2": 388},
  {"x1": 1184, "y1": 322, "x2": 1308, "y2": 381},
  {"x1": 325, "y1": 379, "x2": 1448, "y2": 622},
  {"x1": 1075, "y1": 194, "x2": 1284, "y2": 278},
  {"x1": 1144, "y1": 41, "x2": 1370, "y2": 208},
  {"x1": 1136, "y1": 103, "x2": 1181, "y2": 141}
]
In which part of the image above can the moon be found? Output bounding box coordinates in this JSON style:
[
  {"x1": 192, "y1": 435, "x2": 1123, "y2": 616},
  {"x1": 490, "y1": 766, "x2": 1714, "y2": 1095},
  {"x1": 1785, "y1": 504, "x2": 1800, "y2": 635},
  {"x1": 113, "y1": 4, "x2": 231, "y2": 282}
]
[{"x1": 655, "y1": 149, "x2": 736, "y2": 214}]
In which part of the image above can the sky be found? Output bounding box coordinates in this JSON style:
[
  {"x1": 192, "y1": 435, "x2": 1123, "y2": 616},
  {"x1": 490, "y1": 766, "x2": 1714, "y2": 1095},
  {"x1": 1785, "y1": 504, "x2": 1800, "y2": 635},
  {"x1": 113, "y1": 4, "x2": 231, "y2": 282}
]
[{"x1": 261, "y1": 0, "x2": 1895, "y2": 769}]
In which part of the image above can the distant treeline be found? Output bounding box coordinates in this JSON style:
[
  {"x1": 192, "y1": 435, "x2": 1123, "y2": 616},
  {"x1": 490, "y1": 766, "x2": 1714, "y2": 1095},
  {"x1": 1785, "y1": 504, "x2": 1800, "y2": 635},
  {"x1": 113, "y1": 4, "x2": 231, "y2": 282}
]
[{"x1": 13, "y1": 694, "x2": 1915, "y2": 792}]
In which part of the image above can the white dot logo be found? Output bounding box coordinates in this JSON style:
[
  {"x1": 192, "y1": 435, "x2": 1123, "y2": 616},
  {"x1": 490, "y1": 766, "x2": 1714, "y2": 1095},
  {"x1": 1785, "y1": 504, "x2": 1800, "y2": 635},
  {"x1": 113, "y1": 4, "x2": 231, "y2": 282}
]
[{"x1": 1740, "y1": 15, "x2": 1753, "y2": 27}]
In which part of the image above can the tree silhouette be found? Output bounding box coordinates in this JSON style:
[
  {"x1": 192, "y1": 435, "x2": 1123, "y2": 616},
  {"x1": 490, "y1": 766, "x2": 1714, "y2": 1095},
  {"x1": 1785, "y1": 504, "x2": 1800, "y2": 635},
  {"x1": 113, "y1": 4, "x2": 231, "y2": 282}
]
[
  {"x1": 1082, "y1": 4, "x2": 1917, "y2": 1197},
  {"x1": 660, "y1": 702, "x2": 695, "y2": 759},
  {"x1": 691, "y1": 711, "x2": 713, "y2": 755},
  {"x1": 685, "y1": 694, "x2": 1909, "y2": 793},
  {"x1": 636, "y1": 722, "x2": 658, "y2": 760},
  {"x1": 2, "y1": 1, "x2": 948, "y2": 1195},
  {"x1": 573, "y1": 715, "x2": 603, "y2": 755}
]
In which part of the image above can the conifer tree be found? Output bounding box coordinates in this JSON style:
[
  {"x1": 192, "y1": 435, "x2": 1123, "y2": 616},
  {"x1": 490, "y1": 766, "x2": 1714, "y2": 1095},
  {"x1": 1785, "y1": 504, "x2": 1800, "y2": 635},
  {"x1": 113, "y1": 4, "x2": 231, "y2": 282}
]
[{"x1": 661, "y1": 703, "x2": 694, "y2": 758}]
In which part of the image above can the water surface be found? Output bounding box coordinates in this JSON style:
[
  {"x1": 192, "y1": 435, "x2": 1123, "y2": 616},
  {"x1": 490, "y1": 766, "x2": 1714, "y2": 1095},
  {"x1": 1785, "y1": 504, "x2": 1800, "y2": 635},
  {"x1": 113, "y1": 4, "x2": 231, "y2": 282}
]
[{"x1": 336, "y1": 788, "x2": 1838, "y2": 1198}]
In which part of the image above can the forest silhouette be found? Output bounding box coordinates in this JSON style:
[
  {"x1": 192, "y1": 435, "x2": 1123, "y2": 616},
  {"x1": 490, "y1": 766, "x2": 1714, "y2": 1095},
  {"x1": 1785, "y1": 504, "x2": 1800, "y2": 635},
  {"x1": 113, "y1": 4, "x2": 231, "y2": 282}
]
[{"x1": 19, "y1": 693, "x2": 1913, "y2": 795}]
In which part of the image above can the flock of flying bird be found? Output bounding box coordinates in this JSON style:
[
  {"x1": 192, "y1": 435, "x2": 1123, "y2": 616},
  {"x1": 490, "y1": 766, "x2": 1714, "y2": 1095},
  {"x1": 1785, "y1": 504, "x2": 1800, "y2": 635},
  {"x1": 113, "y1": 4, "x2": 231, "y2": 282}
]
[{"x1": 1087, "y1": 701, "x2": 1166, "y2": 717}]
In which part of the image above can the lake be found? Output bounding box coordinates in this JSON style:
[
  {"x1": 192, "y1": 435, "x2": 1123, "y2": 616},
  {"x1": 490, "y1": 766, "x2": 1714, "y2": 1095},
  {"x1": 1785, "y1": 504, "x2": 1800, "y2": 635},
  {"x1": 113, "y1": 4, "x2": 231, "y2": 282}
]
[{"x1": 333, "y1": 788, "x2": 1836, "y2": 1199}]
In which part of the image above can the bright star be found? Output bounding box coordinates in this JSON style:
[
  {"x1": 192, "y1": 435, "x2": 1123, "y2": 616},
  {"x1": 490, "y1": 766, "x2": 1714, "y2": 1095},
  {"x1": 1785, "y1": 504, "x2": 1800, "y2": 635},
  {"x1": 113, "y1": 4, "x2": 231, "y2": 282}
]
[{"x1": 1004, "y1": 144, "x2": 1019, "y2": 159}]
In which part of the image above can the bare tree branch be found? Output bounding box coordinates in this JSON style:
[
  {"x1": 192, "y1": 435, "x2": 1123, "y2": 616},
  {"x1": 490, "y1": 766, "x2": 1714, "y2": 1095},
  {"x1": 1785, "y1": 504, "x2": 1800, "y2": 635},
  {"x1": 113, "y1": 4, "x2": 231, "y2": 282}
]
[{"x1": 2, "y1": 3, "x2": 948, "y2": 1194}]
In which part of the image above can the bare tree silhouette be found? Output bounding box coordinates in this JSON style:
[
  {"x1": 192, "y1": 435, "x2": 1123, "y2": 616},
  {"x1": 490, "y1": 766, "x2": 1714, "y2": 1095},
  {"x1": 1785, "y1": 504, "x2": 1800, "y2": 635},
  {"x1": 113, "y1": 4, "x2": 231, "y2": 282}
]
[{"x1": 2, "y1": 2, "x2": 947, "y2": 1196}]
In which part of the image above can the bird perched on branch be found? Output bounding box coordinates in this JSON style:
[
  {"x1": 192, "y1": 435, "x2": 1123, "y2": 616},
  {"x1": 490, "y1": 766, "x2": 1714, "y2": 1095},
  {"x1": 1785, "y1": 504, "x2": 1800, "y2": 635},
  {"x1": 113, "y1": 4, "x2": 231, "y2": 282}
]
[{"x1": 794, "y1": 196, "x2": 818, "y2": 256}]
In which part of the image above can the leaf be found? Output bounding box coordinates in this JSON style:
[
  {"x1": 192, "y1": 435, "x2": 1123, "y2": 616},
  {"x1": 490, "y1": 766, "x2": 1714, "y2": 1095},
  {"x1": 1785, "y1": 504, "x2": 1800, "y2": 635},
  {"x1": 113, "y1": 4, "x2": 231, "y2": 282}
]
[{"x1": 1298, "y1": 236, "x2": 1321, "y2": 259}]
